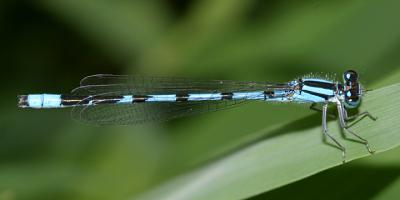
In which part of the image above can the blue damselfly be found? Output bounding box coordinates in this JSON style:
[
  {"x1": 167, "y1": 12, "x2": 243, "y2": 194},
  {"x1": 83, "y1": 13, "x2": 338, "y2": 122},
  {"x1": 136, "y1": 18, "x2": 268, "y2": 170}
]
[{"x1": 18, "y1": 70, "x2": 376, "y2": 162}]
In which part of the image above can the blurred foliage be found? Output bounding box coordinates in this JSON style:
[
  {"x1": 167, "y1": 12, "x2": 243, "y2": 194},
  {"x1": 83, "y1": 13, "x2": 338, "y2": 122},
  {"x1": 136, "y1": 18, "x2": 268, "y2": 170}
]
[{"x1": 1, "y1": 0, "x2": 400, "y2": 199}]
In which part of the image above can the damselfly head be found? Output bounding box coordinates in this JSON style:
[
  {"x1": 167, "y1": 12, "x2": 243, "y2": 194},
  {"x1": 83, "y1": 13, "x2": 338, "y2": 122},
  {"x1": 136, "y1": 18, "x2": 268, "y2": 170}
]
[{"x1": 342, "y1": 70, "x2": 362, "y2": 109}]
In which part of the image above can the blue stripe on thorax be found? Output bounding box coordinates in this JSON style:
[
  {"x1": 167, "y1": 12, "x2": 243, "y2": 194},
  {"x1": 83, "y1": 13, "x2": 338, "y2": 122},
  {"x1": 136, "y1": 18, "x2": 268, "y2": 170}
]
[
  {"x1": 302, "y1": 85, "x2": 334, "y2": 96},
  {"x1": 291, "y1": 78, "x2": 336, "y2": 103},
  {"x1": 292, "y1": 91, "x2": 325, "y2": 103},
  {"x1": 301, "y1": 78, "x2": 335, "y2": 98}
]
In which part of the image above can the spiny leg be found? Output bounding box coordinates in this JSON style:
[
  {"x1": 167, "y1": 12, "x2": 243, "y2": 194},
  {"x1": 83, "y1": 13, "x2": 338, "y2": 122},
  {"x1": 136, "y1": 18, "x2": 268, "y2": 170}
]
[
  {"x1": 322, "y1": 104, "x2": 346, "y2": 163},
  {"x1": 337, "y1": 103, "x2": 375, "y2": 154}
]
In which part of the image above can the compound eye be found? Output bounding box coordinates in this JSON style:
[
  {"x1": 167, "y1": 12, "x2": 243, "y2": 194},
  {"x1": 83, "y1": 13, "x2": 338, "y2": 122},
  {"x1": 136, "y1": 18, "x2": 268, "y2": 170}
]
[
  {"x1": 343, "y1": 70, "x2": 358, "y2": 82},
  {"x1": 346, "y1": 90, "x2": 359, "y2": 101},
  {"x1": 344, "y1": 90, "x2": 360, "y2": 108}
]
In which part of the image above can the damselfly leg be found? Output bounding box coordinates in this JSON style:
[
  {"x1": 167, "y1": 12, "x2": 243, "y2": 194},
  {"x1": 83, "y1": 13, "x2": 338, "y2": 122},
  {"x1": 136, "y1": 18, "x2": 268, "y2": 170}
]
[
  {"x1": 337, "y1": 101, "x2": 375, "y2": 154},
  {"x1": 343, "y1": 109, "x2": 377, "y2": 122},
  {"x1": 322, "y1": 104, "x2": 346, "y2": 163}
]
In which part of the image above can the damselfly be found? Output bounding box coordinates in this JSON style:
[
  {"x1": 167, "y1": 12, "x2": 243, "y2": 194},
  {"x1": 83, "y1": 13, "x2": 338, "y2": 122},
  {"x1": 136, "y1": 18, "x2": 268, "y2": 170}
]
[{"x1": 18, "y1": 70, "x2": 376, "y2": 162}]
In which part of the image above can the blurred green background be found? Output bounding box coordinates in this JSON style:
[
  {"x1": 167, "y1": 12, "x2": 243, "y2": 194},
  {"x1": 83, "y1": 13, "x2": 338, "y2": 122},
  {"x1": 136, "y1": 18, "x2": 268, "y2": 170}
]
[{"x1": 1, "y1": 0, "x2": 400, "y2": 199}]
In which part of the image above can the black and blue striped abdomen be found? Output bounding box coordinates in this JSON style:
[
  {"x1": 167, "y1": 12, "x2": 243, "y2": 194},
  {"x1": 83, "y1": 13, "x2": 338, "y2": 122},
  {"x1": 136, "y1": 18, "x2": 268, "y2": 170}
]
[{"x1": 18, "y1": 88, "x2": 295, "y2": 109}]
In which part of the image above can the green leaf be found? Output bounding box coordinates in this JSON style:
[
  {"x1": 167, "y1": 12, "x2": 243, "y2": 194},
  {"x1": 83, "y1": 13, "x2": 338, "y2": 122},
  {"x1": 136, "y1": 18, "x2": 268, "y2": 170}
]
[
  {"x1": 251, "y1": 146, "x2": 400, "y2": 199},
  {"x1": 135, "y1": 83, "x2": 400, "y2": 200},
  {"x1": 249, "y1": 162, "x2": 400, "y2": 200}
]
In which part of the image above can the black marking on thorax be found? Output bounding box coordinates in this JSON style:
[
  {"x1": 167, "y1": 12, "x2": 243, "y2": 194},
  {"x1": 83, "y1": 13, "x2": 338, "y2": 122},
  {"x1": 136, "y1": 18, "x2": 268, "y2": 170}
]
[
  {"x1": 298, "y1": 79, "x2": 336, "y2": 100},
  {"x1": 303, "y1": 80, "x2": 336, "y2": 91}
]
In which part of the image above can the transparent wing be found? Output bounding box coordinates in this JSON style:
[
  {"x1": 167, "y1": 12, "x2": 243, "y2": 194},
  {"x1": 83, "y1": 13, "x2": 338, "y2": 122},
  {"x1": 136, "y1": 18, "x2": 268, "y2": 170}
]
[
  {"x1": 72, "y1": 74, "x2": 289, "y2": 95},
  {"x1": 71, "y1": 74, "x2": 291, "y2": 125},
  {"x1": 72, "y1": 99, "x2": 248, "y2": 125}
]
